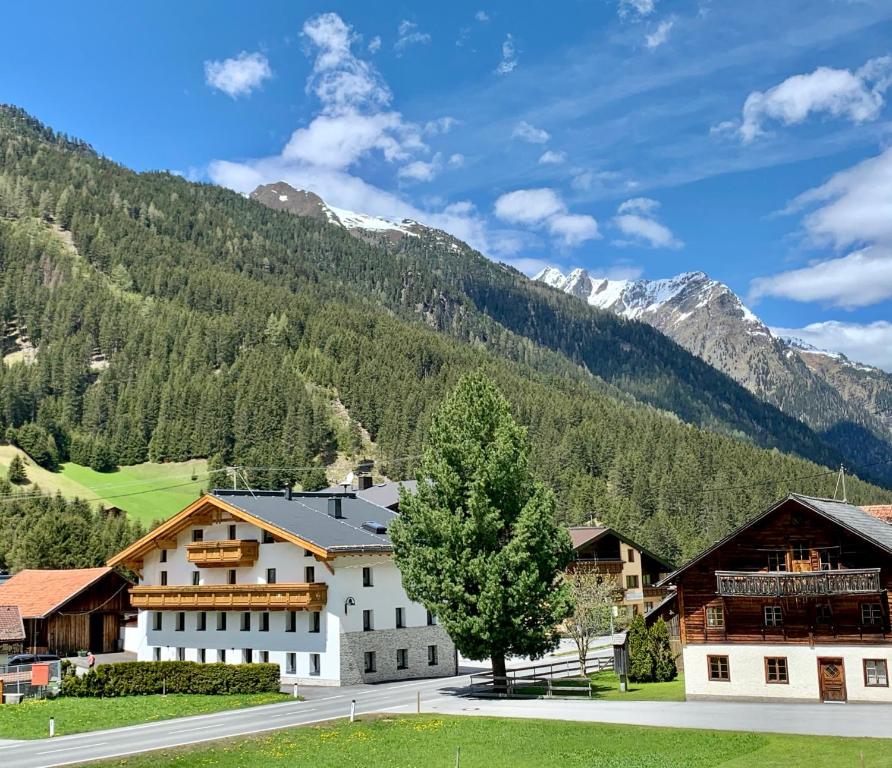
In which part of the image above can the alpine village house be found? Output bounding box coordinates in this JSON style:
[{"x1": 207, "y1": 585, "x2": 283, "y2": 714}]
[
  {"x1": 108, "y1": 488, "x2": 457, "y2": 685},
  {"x1": 661, "y1": 494, "x2": 892, "y2": 703}
]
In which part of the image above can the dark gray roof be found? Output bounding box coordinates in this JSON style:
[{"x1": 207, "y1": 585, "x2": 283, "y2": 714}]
[
  {"x1": 212, "y1": 490, "x2": 397, "y2": 552},
  {"x1": 320, "y1": 480, "x2": 418, "y2": 510},
  {"x1": 659, "y1": 493, "x2": 892, "y2": 586}
]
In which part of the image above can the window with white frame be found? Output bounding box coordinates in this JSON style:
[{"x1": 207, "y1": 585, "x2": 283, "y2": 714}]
[
  {"x1": 286, "y1": 652, "x2": 296, "y2": 675},
  {"x1": 764, "y1": 605, "x2": 783, "y2": 627},
  {"x1": 862, "y1": 603, "x2": 883, "y2": 626},
  {"x1": 865, "y1": 659, "x2": 889, "y2": 687},
  {"x1": 310, "y1": 653, "x2": 321, "y2": 676}
]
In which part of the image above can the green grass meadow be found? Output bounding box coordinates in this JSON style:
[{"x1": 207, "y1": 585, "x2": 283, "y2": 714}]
[{"x1": 81, "y1": 715, "x2": 892, "y2": 768}]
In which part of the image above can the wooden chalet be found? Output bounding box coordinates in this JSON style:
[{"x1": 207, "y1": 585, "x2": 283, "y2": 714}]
[
  {"x1": 0, "y1": 568, "x2": 133, "y2": 656},
  {"x1": 661, "y1": 494, "x2": 892, "y2": 703}
]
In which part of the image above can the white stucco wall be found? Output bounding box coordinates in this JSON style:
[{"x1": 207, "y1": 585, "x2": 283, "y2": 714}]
[{"x1": 684, "y1": 643, "x2": 892, "y2": 702}]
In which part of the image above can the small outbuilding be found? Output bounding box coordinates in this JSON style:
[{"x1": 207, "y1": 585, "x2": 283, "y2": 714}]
[
  {"x1": 0, "y1": 605, "x2": 25, "y2": 655},
  {"x1": 0, "y1": 568, "x2": 132, "y2": 656}
]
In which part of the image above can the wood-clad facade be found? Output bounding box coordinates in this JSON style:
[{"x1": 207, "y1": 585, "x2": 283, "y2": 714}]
[{"x1": 664, "y1": 495, "x2": 892, "y2": 703}]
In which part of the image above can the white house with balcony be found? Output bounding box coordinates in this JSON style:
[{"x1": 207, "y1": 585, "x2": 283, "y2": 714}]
[{"x1": 108, "y1": 488, "x2": 457, "y2": 685}]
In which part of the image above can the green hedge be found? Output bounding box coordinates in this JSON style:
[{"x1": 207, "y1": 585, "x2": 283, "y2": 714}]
[{"x1": 61, "y1": 661, "x2": 280, "y2": 697}]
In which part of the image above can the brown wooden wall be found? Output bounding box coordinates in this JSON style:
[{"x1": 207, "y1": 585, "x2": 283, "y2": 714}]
[{"x1": 677, "y1": 499, "x2": 892, "y2": 646}]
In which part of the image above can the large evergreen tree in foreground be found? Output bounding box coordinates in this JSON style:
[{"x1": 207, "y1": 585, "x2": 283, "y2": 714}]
[{"x1": 390, "y1": 372, "x2": 573, "y2": 683}]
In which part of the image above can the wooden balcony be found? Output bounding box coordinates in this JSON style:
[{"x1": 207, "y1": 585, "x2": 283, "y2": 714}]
[
  {"x1": 568, "y1": 558, "x2": 625, "y2": 575},
  {"x1": 130, "y1": 583, "x2": 327, "y2": 611},
  {"x1": 643, "y1": 586, "x2": 666, "y2": 598},
  {"x1": 186, "y1": 540, "x2": 259, "y2": 568},
  {"x1": 716, "y1": 568, "x2": 882, "y2": 598}
]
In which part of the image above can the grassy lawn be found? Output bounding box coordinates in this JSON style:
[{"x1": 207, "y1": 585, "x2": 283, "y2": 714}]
[
  {"x1": 589, "y1": 670, "x2": 687, "y2": 701},
  {"x1": 80, "y1": 715, "x2": 892, "y2": 768},
  {"x1": 0, "y1": 693, "x2": 289, "y2": 739},
  {"x1": 0, "y1": 445, "x2": 209, "y2": 524}
]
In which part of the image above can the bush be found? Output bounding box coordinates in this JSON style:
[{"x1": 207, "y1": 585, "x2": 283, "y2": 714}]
[
  {"x1": 626, "y1": 615, "x2": 678, "y2": 683},
  {"x1": 651, "y1": 618, "x2": 678, "y2": 683},
  {"x1": 61, "y1": 661, "x2": 280, "y2": 697}
]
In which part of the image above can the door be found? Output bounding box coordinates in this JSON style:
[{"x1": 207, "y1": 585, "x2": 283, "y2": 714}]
[{"x1": 818, "y1": 658, "x2": 847, "y2": 702}]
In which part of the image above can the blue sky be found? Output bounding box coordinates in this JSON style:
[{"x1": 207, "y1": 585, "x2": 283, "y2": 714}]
[{"x1": 2, "y1": 1, "x2": 892, "y2": 369}]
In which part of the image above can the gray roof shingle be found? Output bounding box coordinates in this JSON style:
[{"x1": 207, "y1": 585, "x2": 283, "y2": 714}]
[{"x1": 212, "y1": 490, "x2": 397, "y2": 552}]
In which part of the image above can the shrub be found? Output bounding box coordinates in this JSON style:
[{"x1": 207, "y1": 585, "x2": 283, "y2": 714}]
[
  {"x1": 651, "y1": 618, "x2": 678, "y2": 682},
  {"x1": 61, "y1": 661, "x2": 280, "y2": 697},
  {"x1": 626, "y1": 615, "x2": 654, "y2": 682}
]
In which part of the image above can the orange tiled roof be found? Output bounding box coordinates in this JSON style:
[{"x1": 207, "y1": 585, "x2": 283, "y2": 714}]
[
  {"x1": 862, "y1": 505, "x2": 892, "y2": 524},
  {"x1": 0, "y1": 605, "x2": 24, "y2": 642},
  {"x1": 0, "y1": 568, "x2": 113, "y2": 619}
]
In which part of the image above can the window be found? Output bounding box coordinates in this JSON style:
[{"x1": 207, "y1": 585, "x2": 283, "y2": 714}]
[
  {"x1": 243, "y1": 649, "x2": 253, "y2": 664},
  {"x1": 645, "y1": 602, "x2": 654, "y2": 612},
  {"x1": 816, "y1": 604, "x2": 833, "y2": 624},
  {"x1": 260, "y1": 612, "x2": 270, "y2": 632},
  {"x1": 259, "y1": 650, "x2": 269, "y2": 663},
  {"x1": 428, "y1": 645, "x2": 438, "y2": 666},
  {"x1": 192, "y1": 571, "x2": 201, "y2": 586},
  {"x1": 767, "y1": 551, "x2": 787, "y2": 572},
  {"x1": 286, "y1": 611, "x2": 297, "y2": 632},
  {"x1": 764, "y1": 605, "x2": 783, "y2": 627},
  {"x1": 197, "y1": 612, "x2": 207, "y2": 631},
  {"x1": 228, "y1": 524, "x2": 236, "y2": 540},
  {"x1": 304, "y1": 548, "x2": 313, "y2": 557},
  {"x1": 241, "y1": 612, "x2": 251, "y2": 631},
  {"x1": 192, "y1": 529, "x2": 204, "y2": 543},
  {"x1": 266, "y1": 568, "x2": 277, "y2": 584},
  {"x1": 310, "y1": 611, "x2": 321, "y2": 633},
  {"x1": 706, "y1": 606, "x2": 724, "y2": 629},
  {"x1": 643, "y1": 573, "x2": 653, "y2": 586},
  {"x1": 310, "y1": 653, "x2": 321, "y2": 676},
  {"x1": 217, "y1": 612, "x2": 227, "y2": 631},
  {"x1": 625, "y1": 575, "x2": 639, "y2": 589},
  {"x1": 364, "y1": 651, "x2": 376, "y2": 673},
  {"x1": 363, "y1": 609, "x2": 374, "y2": 631},
  {"x1": 228, "y1": 569, "x2": 237, "y2": 585},
  {"x1": 396, "y1": 648, "x2": 409, "y2": 670},
  {"x1": 262, "y1": 530, "x2": 275, "y2": 544},
  {"x1": 765, "y1": 657, "x2": 788, "y2": 684},
  {"x1": 304, "y1": 566, "x2": 315, "y2": 583},
  {"x1": 708, "y1": 655, "x2": 730, "y2": 681},
  {"x1": 362, "y1": 567, "x2": 373, "y2": 587},
  {"x1": 198, "y1": 648, "x2": 206, "y2": 663},
  {"x1": 627, "y1": 548, "x2": 635, "y2": 563},
  {"x1": 862, "y1": 603, "x2": 883, "y2": 626},
  {"x1": 160, "y1": 549, "x2": 167, "y2": 563},
  {"x1": 152, "y1": 612, "x2": 162, "y2": 631},
  {"x1": 427, "y1": 610, "x2": 436, "y2": 626},
  {"x1": 864, "y1": 659, "x2": 889, "y2": 687},
  {"x1": 396, "y1": 607, "x2": 406, "y2": 628},
  {"x1": 219, "y1": 649, "x2": 226, "y2": 663},
  {"x1": 820, "y1": 549, "x2": 839, "y2": 571},
  {"x1": 791, "y1": 542, "x2": 810, "y2": 562},
  {"x1": 176, "y1": 647, "x2": 185, "y2": 661},
  {"x1": 152, "y1": 647, "x2": 161, "y2": 662},
  {"x1": 175, "y1": 612, "x2": 185, "y2": 632},
  {"x1": 286, "y1": 653, "x2": 297, "y2": 674},
  {"x1": 160, "y1": 570, "x2": 168, "y2": 586}
]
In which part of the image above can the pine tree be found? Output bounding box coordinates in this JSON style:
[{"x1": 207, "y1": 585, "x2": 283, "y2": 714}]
[
  {"x1": 627, "y1": 615, "x2": 655, "y2": 682},
  {"x1": 651, "y1": 618, "x2": 677, "y2": 682},
  {"x1": 7, "y1": 454, "x2": 27, "y2": 484},
  {"x1": 390, "y1": 372, "x2": 573, "y2": 686}
]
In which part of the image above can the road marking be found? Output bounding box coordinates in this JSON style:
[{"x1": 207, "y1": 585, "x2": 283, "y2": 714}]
[
  {"x1": 36, "y1": 742, "x2": 106, "y2": 755},
  {"x1": 170, "y1": 726, "x2": 213, "y2": 734}
]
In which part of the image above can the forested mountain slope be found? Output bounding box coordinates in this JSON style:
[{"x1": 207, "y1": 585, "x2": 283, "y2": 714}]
[{"x1": 0, "y1": 105, "x2": 890, "y2": 564}]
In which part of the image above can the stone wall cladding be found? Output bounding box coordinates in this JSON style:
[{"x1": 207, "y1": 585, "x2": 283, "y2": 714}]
[{"x1": 340, "y1": 624, "x2": 456, "y2": 685}]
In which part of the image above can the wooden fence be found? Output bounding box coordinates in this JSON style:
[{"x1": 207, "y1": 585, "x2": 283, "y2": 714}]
[{"x1": 469, "y1": 654, "x2": 614, "y2": 697}]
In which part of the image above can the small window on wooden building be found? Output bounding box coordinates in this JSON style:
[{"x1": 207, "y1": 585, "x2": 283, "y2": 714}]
[
  {"x1": 262, "y1": 530, "x2": 275, "y2": 544},
  {"x1": 708, "y1": 655, "x2": 730, "y2": 681},
  {"x1": 865, "y1": 659, "x2": 888, "y2": 687},
  {"x1": 765, "y1": 657, "x2": 788, "y2": 684},
  {"x1": 763, "y1": 605, "x2": 783, "y2": 627},
  {"x1": 228, "y1": 524, "x2": 236, "y2": 540},
  {"x1": 819, "y1": 549, "x2": 839, "y2": 571},
  {"x1": 816, "y1": 604, "x2": 833, "y2": 624},
  {"x1": 706, "y1": 605, "x2": 724, "y2": 629},
  {"x1": 862, "y1": 603, "x2": 883, "y2": 626},
  {"x1": 767, "y1": 551, "x2": 787, "y2": 571},
  {"x1": 192, "y1": 529, "x2": 204, "y2": 543}
]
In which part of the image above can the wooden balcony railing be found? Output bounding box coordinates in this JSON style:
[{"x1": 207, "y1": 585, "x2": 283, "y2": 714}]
[
  {"x1": 568, "y1": 559, "x2": 625, "y2": 575},
  {"x1": 716, "y1": 568, "x2": 882, "y2": 598},
  {"x1": 186, "y1": 540, "x2": 259, "y2": 568},
  {"x1": 130, "y1": 583, "x2": 327, "y2": 611},
  {"x1": 643, "y1": 586, "x2": 665, "y2": 598}
]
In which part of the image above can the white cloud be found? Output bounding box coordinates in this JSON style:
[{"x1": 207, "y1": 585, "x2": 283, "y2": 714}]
[
  {"x1": 538, "y1": 150, "x2": 566, "y2": 164},
  {"x1": 395, "y1": 20, "x2": 431, "y2": 55},
  {"x1": 512, "y1": 120, "x2": 550, "y2": 143},
  {"x1": 749, "y1": 246, "x2": 892, "y2": 309},
  {"x1": 788, "y1": 146, "x2": 892, "y2": 250},
  {"x1": 204, "y1": 51, "x2": 272, "y2": 98},
  {"x1": 398, "y1": 153, "x2": 442, "y2": 182},
  {"x1": 645, "y1": 19, "x2": 674, "y2": 49},
  {"x1": 367, "y1": 36, "x2": 382, "y2": 54},
  {"x1": 612, "y1": 198, "x2": 681, "y2": 248},
  {"x1": 497, "y1": 34, "x2": 518, "y2": 75},
  {"x1": 772, "y1": 320, "x2": 892, "y2": 372},
  {"x1": 619, "y1": 0, "x2": 656, "y2": 18},
  {"x1": 423, "y1": 116, "x2": 459, "y2": 135},
  {"x1": 493, "y1": 188, "x2": 600, "y2": 246},
  {"x1": 448, "y1": 153, "x2": 465, "y2": 167},
  {"x1": 475, "y1": 10, "x2": 490, "y2": 22},
  {"x1": 738, "y1": 56, "x2": 892, "y2": 142}
]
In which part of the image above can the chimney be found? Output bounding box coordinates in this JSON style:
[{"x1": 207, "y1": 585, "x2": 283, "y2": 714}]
[
  {"x1": 357, "y1": 474, "x2": 373, "y2": 491},
  {"x1": 328, "y1": 496, "x2": 343, "y2": 519},
  {"x1": 284, "y1": 485, "x2": 293, "y2": 501}
]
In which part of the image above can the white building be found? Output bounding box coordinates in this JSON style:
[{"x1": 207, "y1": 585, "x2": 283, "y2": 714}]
[{"x1": 109, "y1": 489, "x2": 457, "y2": 685}]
